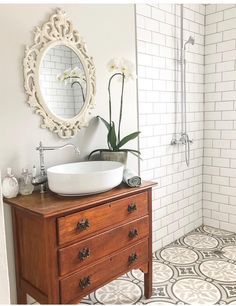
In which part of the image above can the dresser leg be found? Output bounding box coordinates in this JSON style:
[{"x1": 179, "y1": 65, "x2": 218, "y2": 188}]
[
  {"x1": 144, "y1": 261, "x2": 152, "y2": 299},
  {"x1": 17, "y1": 289, "x2": 27, "y2": 304},
  {"x1": 144, "y1": 189, "x2": 153, "y2": 299}
]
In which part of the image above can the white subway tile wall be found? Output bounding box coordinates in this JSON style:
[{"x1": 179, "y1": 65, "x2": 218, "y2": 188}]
[
  {"x1": 136, "y1": 4, "x2": 205, "y2": 251},
  {"x1": 204, "y1": 4, "x2": 236, "y2": 233}
]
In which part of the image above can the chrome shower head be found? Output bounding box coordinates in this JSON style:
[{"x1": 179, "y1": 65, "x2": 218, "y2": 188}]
[
  {"x1": 184, "y1": 36, "x2": 195, "y2": 49},
  {"x1": 187, "y1": 36, "x2": 195, "y2": 45}
]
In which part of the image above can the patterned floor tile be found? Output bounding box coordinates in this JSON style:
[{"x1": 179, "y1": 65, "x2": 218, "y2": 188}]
[
  {"x1": 94, "y1": 279, "x2": 142, "y2": 304},
  {"x1": 80, "y1": 225, "x2": 236, "y2": 305},
  {"x1": 160, "y1": 246, "x2": 198, "y2": 264},
  {"x1": 172, "y1": 278, "x2": 221, "y2": 304}
]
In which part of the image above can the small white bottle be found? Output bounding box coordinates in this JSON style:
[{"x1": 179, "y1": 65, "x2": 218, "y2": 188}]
[{"x1": 2, "y1": 168, "x2": 19, "y2": 198}]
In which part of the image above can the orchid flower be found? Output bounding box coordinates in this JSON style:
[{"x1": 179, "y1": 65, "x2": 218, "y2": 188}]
[
  {"x1": 107, "y1": 58, "x2": 135, "y2": 80},
  {"x1": 57, "y1": 66, "x2": 86, "y2": 102},
  {"x1": 88, "y1": 57, "x2": 140, "y2": 160},
  {"x1": 57, "y1": 67, "x2": 86, "y2": 86}
]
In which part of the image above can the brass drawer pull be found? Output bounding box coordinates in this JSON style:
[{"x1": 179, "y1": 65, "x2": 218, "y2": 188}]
[
  {"x1": 79, "y1": 248, "x2": 90, "y2": 261},
  {"x1": 128, "y1": 228, "x2": 138, "y2": 238},
  {"x1": 128, "y1": 252, "x2": 138, "y2": 264},
  {"x1": 79, "y1": 276, "x2": 91, "y2": 289},
  {"x1": 127, "y1": 203, "x2": 137, "y2": 213},
  {"x1": 77, "y1": 219, "x2": 90, "y2": 231}
]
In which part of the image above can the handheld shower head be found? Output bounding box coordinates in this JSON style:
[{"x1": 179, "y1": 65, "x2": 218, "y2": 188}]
[
  {"x1": 184, "y1": 36, "x2": 195, "y2": 49},
  {"x1": 187, "y1": 36, "x2": 195, "y2": 45}
]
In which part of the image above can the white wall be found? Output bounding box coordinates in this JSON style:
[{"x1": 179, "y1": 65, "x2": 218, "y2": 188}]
[
  {"x1": 0, "y1": 4, "x2": 137, "y2": 303},
  {"x1": 136, "y1": 4, "x2": 205, "y2": 250},
  {"x1": 203, "y1": 4, "x2": 236, "y2": 233}
]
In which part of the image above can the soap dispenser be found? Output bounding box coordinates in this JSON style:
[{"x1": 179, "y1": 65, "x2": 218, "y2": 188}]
[
  {"x1": 2, "y1": 168, "x2": 19, "y2": 198},
  {"x1": 19, "y1": 168, "x2": 34, "y2": 196}
]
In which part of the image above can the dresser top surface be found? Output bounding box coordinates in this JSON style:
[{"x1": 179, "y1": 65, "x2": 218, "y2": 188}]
[{"x1": 4, "y1": 181, "x2": 156, "y2": 218}]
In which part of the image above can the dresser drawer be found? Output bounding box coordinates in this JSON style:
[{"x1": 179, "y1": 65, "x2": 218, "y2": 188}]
[
  {"x1": 60, "y1": 239, "x2": 148, "y2": 303},
  {"x1": 58, "y1": 216, "x2": 149, "y2": 275},
  {"x1": 57, "y1": 192, "x2": 148, "y2": 245}
]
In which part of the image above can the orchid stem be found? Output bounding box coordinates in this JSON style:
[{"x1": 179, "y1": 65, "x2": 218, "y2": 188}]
[
  {"x1": 71, "y1": 81, "x2": 85, "y2": 103},
  {"x1": 118, "y1": 73, "x2": 125, "y2": 143},
  {"x1": 108, "y1": 72, "x2": 123, "y2": 127}
]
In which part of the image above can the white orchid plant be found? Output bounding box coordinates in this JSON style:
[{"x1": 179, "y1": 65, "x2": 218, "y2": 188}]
[
  {"x1": 57, "y1": 67, "x2": 86, "y2": 102},
  {"x1": 89, "y1": 58, "x2": 141, "y2": 159}
]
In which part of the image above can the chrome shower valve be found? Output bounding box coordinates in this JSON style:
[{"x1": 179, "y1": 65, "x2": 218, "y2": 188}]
[{"x1": 170, "y1": 134, "x2": 193, "y2": 145}]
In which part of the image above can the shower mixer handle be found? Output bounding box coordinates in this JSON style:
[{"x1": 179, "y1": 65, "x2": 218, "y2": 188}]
[
  {"x1": 170, "y1": 139, "x2": 178, "y2": 145},
  {"x1": 180, "y1": 133, "x2": 193, "y2": 144},
  {"x1": 170, "y1": 134, "x2": 193, "y2": 145}
]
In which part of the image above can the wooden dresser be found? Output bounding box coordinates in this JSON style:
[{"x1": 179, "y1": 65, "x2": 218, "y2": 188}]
[{"x1": 5, "y1": 181, "x2": 155, "y2": 304}]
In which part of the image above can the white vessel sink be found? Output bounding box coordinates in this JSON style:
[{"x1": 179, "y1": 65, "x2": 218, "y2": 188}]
[{"x1": 47, "y1": 161, "x2": 124, "y2": 196}]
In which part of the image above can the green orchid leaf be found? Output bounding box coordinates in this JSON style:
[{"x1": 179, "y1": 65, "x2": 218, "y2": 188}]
[
  {"x1": 116, "y1": 131, "x2": 140, "y2": 149},
  {"x1": 129, "y1": 151, "x2": 142, "y2": 159},
  {"x1": 97, "y1": 116, "x2": 111, "y2": 131},
  {"x1": 118, "y1": 148, "x2": 141, "y2": 154},
  {"x1": 97, "y1": 116, "x2": 112, "y2": 149},
  {"x1": 88, "y1": 148, "x2": 114, "y2": 160},
  {"x1": 120, "y1": 149, "x2": 142, "y2": 159},
  {"x1": 88, "y1": 149, "x2": 102, "y2": 160},
  {"x1": 107, "y1": 122, "x2": 117, "y2": 150}
]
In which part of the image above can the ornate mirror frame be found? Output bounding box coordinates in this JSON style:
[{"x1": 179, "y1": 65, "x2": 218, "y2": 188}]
[{"x1": 23, "y1": 8, "x2": 96, "y2": 138}]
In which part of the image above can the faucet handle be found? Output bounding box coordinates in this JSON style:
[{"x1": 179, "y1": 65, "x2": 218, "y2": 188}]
[
  {"x1": 31, "y1": 175, "x2": 47, "y2": 186},
  {"x1": 36, "y1": 141, "x2": 43, "y2": 151}
]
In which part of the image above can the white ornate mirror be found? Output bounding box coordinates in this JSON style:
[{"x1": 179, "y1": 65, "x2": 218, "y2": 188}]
[{"x1": 23, "y1": 8, "x2": 96, "y2": 138}]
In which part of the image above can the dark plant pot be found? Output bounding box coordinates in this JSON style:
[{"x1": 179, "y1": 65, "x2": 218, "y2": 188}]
[{"x1": 100, "y1": 151, "x2": 128, "y2": 165}]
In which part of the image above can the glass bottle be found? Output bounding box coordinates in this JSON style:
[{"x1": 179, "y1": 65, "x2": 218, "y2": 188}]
[{"x1": 19, "y1": 169, "x2": 34, "y2": 196}]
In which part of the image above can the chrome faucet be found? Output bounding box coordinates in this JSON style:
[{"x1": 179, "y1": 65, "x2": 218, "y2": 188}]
[{"x1": 32, "y1": 141, "x2": 80, "y2": 193}]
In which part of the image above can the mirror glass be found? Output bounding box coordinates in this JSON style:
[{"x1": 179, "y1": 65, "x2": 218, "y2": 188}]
[{"x1": 39, "y1": 45, "x2": 87, "y2": 119}]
